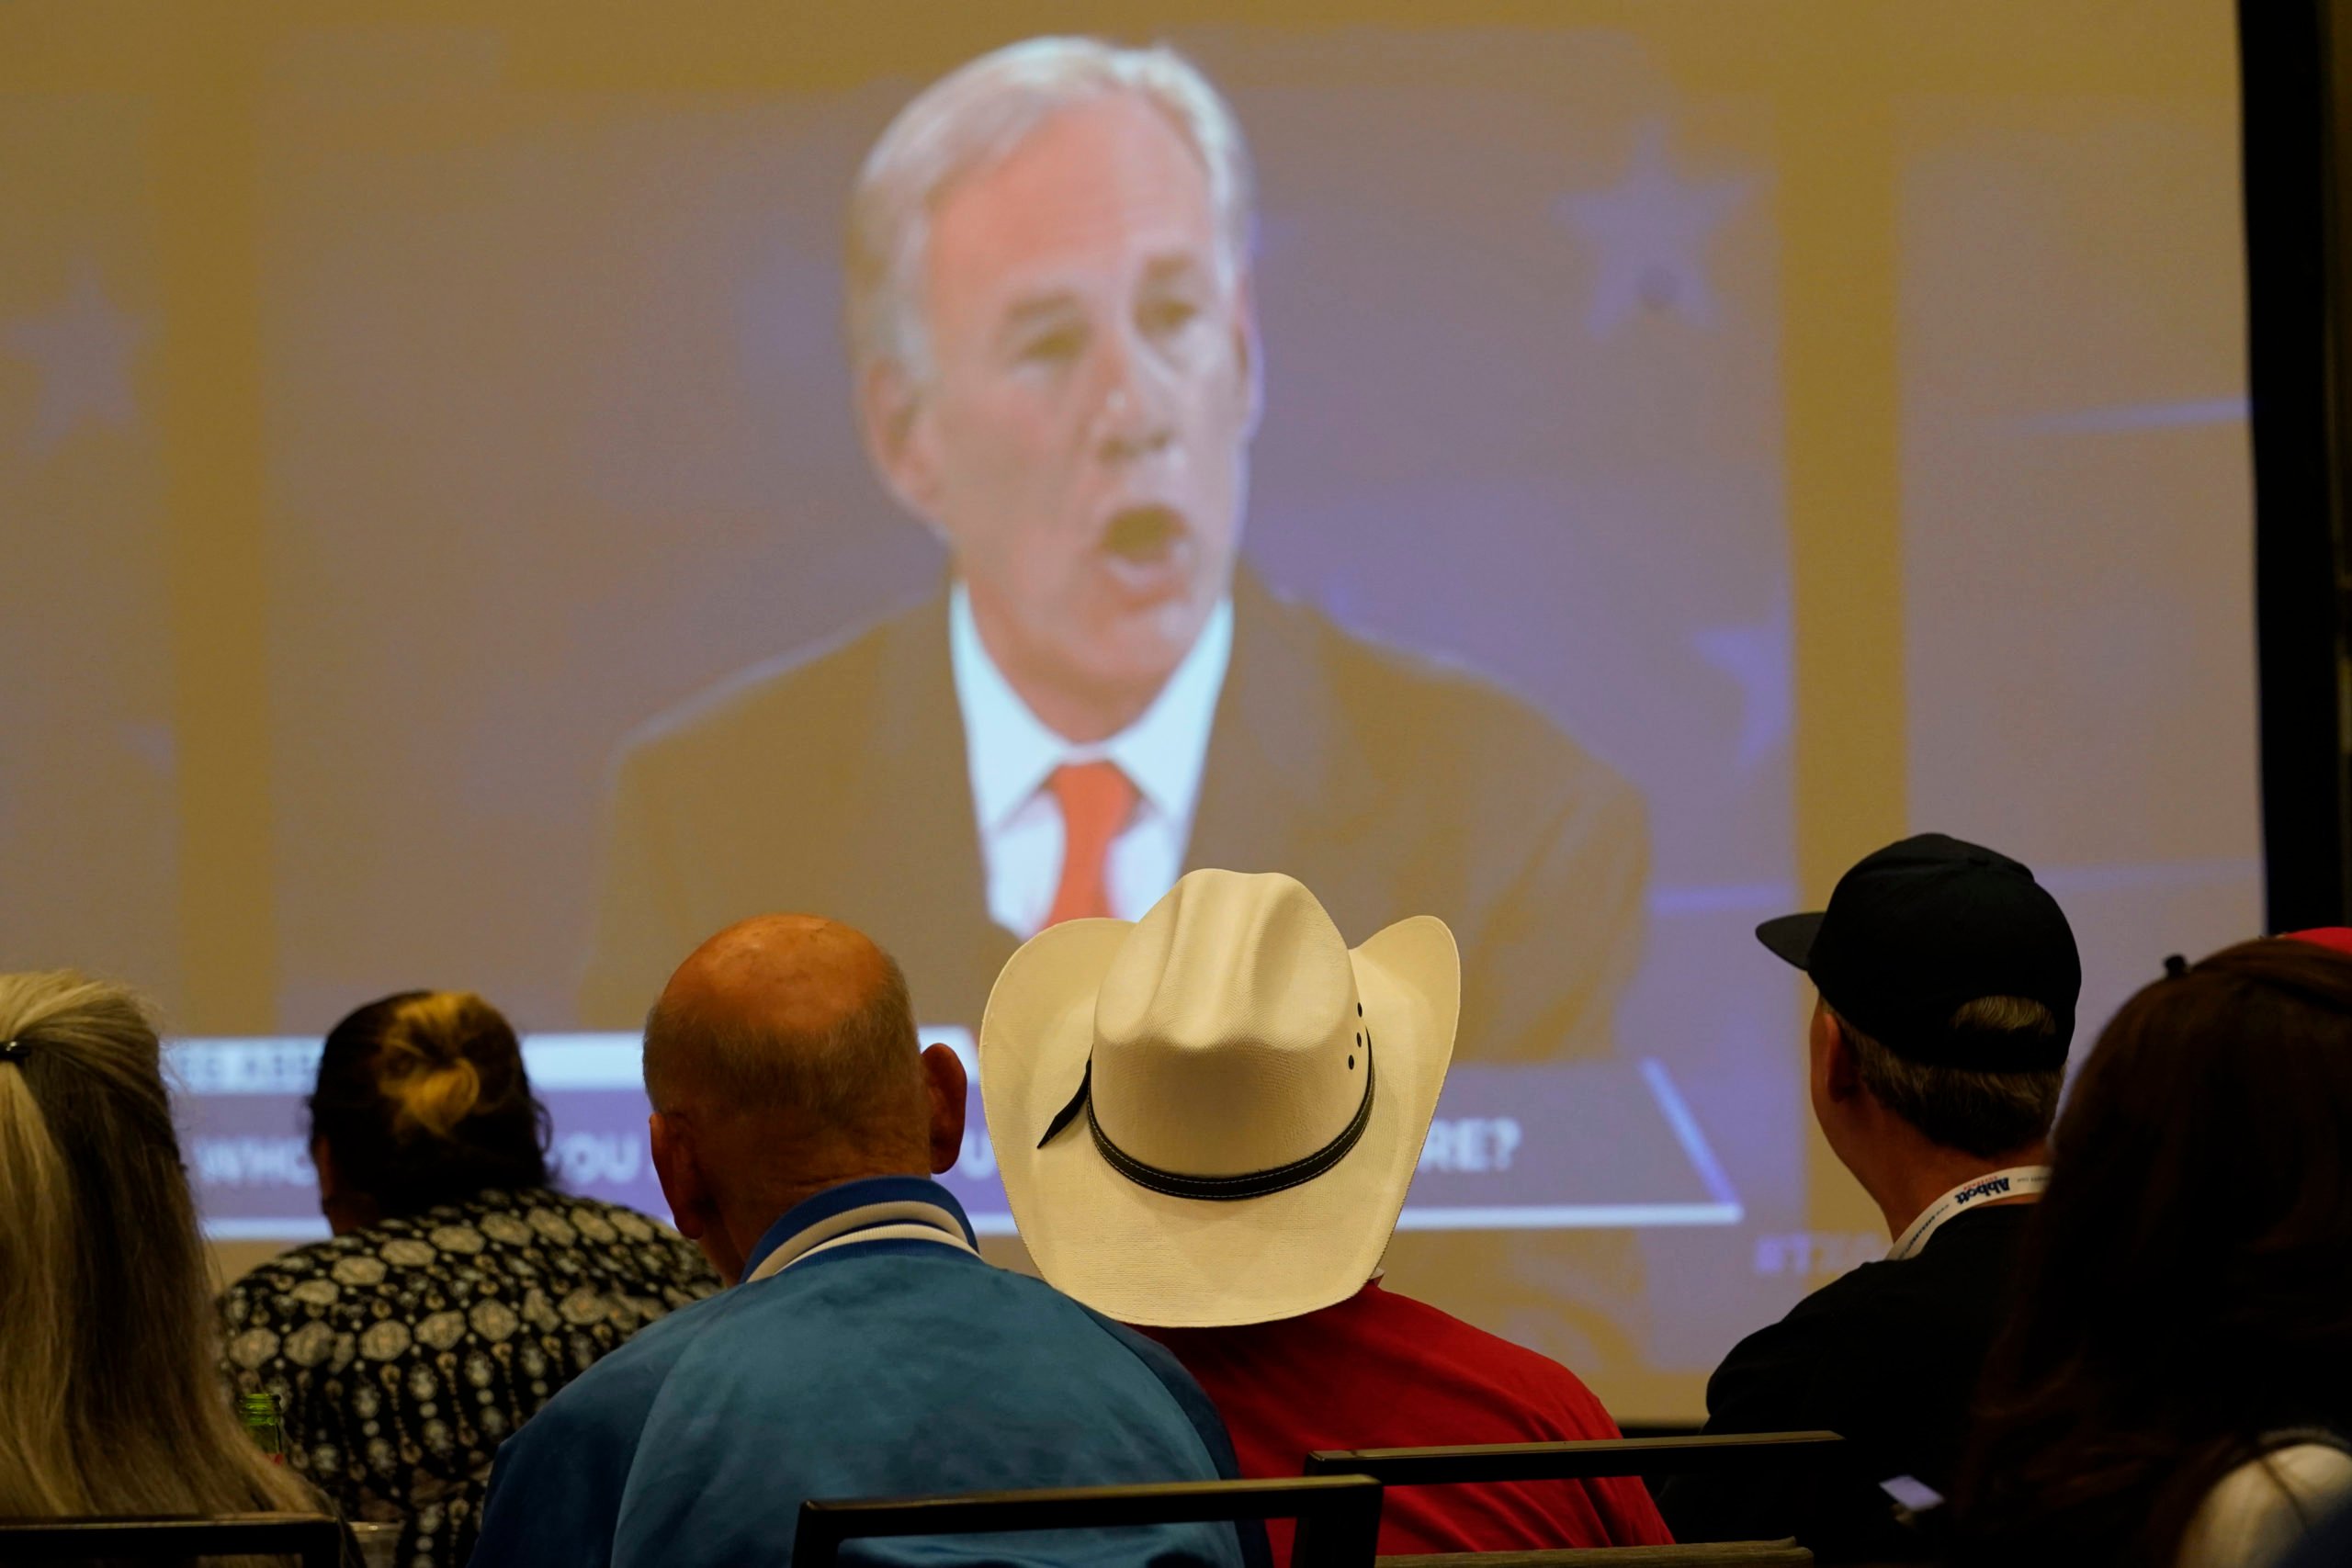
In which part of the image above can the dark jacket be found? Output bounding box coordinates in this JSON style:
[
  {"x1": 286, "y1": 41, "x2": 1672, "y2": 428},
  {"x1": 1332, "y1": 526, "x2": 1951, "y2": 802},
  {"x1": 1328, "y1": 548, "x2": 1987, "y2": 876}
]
[
  {"x1": 580, "y1": 570, "x2": 1646, "y2": 1060},
  {"x1": 1657, "y1": 1203, "x2": 2038, "y2": 1556}
]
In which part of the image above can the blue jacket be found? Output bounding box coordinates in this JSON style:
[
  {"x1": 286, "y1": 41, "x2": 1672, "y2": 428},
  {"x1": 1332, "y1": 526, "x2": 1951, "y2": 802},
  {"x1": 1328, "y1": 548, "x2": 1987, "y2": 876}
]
[{"x1": 471, "y1": 1177, "x2": 1255, "y2": 1568}]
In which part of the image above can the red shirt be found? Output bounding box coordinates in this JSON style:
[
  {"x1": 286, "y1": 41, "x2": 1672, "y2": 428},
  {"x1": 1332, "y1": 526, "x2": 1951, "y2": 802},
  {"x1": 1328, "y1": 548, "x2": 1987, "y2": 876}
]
[{"x1": 1143, "y1": 1281, "x2": 1673, "y2": 1563}]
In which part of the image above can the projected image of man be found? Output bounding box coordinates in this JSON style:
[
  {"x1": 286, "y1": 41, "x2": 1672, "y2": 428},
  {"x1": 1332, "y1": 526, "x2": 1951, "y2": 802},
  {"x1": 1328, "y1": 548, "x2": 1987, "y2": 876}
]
[{"x1": 582, "y1": 37, "x2": 1647, "y2": 1055}]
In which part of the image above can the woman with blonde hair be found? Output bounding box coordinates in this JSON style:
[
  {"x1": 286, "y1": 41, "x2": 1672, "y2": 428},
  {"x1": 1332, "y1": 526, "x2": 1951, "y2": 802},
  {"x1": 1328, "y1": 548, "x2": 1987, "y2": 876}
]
[
  {"x1": 220, "y1": 990, "x2": 718, "y2": 1568},
  {"x1": 0, "y1": 970, "x2": 319, "y2": 1526}
]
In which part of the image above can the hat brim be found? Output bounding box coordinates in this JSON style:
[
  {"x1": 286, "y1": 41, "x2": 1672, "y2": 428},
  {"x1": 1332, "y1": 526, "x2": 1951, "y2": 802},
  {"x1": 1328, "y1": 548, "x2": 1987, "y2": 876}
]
[
  {"x1": 1756, "y1": 911, "x2": 1826, "y2": 971},
  {"x1": 980, "y1": 913, "x2": 1460, "y2": 1328}
]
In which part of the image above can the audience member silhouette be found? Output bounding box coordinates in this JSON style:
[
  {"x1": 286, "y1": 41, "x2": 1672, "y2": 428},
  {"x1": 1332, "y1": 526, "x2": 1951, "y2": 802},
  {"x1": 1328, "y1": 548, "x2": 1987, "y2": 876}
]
[
  {"x1": 220, "y1": 989, "x2": 718, "y2": 1567},
  {"x1": 985, "y1": 869, "x2": 1669, "y2": 1563},
  {"x1": 1661, "y1": 834, "x2": 2079, "y2": 1554},
  {"x1": 473, "y1": 915, "x2": 1255, "y2": 1568},
  {"x1": 1956, "y1": 936, "x2": 2352, "y2": 1568},
  {"x1": 0, "y1": 972, "x2": 321, "y2": 1530}
]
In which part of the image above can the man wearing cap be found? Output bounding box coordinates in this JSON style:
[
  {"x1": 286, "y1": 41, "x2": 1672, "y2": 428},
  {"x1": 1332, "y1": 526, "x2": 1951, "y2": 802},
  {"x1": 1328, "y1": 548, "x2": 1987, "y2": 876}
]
[
  {"x1": 984, "y1": 868, "x2": 1672, "y2": 1565},
  {"x1": 1657, "y1": 833, "x2": 2081, "y2": 1554}
]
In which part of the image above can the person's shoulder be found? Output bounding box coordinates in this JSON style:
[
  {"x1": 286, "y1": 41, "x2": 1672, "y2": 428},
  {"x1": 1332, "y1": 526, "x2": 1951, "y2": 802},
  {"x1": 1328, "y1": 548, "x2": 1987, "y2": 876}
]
[
  {"x1": 2179, "y1": 1443, "x2": 2352, "y2": 1568},
  {"x1": 1868, "y1": 1208, "x2": 2036, "y2": 1325},
  {"x1": 548, "y1": 1190, "x2": 691, "y2": 1246},
  {"x1": 1065, "y1": 1294, "x2": 1215, "y2": 1393},
  {"x1": 1239, "y1": 577, "x2": 1637, "y2": 811},
  {"x1": 718, "y1": 1247, "x2": 1203, "y2": 1416},
  {"x1": 1742, "y1": 1255, "x2": 1916, "y2": 1349},
  {"x1": 221, "y1": 1234, "x2": 343, "y2": 1299},
  {"x1": 1701, "y1": 1260, "x2": 1914, "y2": 1411},
  {"x1": 1350, "y1": 1286, "x2": 1623, "y2": 1434},
  {"x1": 528, "y1": 1188, "x2": 676, "y2": 1244},
  {"x1": 221, "y1": 1221, "x2": 442, "y2": 1319},
  {"x1": 867, "y1": 1254, "x2": 1204, "y2": 1395},
  {"x1": 537, "y1": 1192, "x2": 724, "y2": 1293},
  {"x1": 1064, "y1": 1301, "x2": 1246, "y2": 1473},
  {"x1": 525, "y1": 1280, "x2": 734, "y2": 1430},
  {"x1": 612, "y1": 593, "x2": 942, "y2": 773},
  {"x1": 475, "y1": 1291, "x2": 735, "y2": 1553},
  {"x1": 220, "y1": 1235, "x2": 348, "y2": 1328},
  {"x1": 1702, "y1": 1231, "x2": 2037, "y2": 1438},
  {"x1": 951, "y1": 1255, "x2": 1183, "y2": 1364}
]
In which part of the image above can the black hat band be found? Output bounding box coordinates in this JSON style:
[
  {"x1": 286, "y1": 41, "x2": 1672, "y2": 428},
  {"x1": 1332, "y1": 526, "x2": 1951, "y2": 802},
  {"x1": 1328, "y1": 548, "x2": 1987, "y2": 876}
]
[{"x1": 1037, "y1": 1033, "x2": 1376, "y2": 1202}]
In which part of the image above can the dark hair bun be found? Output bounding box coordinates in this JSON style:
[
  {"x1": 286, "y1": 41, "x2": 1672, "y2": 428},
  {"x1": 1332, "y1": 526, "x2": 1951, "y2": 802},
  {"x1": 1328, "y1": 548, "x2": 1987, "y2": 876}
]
[
  {"x1": 308, "y1": 990, "x2": 548, "y2": 1218},
  {"x1": 377, "y1": 992, "x2": 503, "y2": 1139}
]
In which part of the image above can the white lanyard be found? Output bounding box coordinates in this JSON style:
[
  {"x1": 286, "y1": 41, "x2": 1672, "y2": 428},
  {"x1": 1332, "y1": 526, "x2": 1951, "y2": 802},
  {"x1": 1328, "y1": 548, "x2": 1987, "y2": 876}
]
[{"x1": 1887, "y1": 1165, "x2": 2050, "y2": 1261}]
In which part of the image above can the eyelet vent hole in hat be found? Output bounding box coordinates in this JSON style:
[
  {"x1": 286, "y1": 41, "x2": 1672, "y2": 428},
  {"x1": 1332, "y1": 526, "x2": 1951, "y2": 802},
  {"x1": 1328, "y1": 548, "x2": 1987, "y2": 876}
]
[{"x1": 1089, "y1": 870, "x2": 1364, "y2": 1177}]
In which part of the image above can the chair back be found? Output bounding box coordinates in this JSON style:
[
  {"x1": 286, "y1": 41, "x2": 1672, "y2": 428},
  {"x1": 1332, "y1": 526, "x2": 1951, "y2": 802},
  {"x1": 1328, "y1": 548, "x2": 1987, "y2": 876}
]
[
  {"x1": 1306, "y1": 1436, "x2": 1865, "y2": 1567},
  {"x1": 1378, "y1": 1545, "x2": 1809, "y2": 1566},
  {"x1": 0, "y1": 1511, "x2": 345, "y2": 1566},
  {"x1": 794, "y1": 1473, "x2": 1385, "y2": 1568},
  {"x1": 1305, "y1": 1432, "x2": 1848, "y2": 1486}
]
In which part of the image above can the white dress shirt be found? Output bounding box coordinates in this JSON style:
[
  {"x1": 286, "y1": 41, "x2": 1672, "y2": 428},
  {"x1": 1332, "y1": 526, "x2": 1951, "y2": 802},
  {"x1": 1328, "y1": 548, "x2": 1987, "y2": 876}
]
[{"x1": 948, "y1": 581, "x2": 1233, "y2": 940}]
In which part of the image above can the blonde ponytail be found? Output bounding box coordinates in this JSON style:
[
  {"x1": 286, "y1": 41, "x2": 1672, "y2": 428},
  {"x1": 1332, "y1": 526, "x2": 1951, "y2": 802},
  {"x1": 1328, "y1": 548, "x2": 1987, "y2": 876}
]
[
  {"x1": 0, "y1": 971, "x2": 319, "y2": 1534},
  {"x1": 0, "y1": 1053, "x2": 74, "y2": 1513}
]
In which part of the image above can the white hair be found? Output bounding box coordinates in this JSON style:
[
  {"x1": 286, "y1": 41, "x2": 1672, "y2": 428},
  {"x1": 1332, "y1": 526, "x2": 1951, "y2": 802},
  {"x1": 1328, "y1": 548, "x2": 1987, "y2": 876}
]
[{"x1": 844, "y1": 36, "x2": 1255, "y2": 381}]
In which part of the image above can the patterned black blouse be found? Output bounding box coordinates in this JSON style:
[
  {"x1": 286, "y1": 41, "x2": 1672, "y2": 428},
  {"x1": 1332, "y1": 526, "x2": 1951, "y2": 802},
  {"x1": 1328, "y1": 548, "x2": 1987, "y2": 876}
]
[{"x1": 219, "y1": 1187, "x2": 721, "y2": 1568}]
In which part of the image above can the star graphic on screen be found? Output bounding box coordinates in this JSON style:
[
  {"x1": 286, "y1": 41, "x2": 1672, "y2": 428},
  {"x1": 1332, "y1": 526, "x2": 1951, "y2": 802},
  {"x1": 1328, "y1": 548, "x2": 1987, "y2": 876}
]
[
  {"x1": 1555, "y1": 123, "x2": 1755, "y2": 336},
  {"x1": 4, "y1": 269, "x2": 146, "y2": 454},
  {"x1": 1694, "y1": 608, "x2": 1791, "y2": 772}
]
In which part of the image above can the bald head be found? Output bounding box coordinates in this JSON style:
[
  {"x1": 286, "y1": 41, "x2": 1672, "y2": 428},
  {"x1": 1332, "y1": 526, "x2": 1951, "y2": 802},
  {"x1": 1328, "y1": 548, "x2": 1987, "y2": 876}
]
[
  {"x1": 645, "y1": 915, "x2": 928, "y2": 1163},
  {"x1": 642, "y1": 915, "x2": 969, "y2": 1281}
]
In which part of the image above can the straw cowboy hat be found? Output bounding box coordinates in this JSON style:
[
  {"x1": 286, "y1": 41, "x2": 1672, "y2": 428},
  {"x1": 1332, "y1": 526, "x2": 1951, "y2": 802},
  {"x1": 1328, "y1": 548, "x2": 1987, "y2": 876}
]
[{"x1": 981, "y1": 868, "x2": 1460, "y2": 1327}]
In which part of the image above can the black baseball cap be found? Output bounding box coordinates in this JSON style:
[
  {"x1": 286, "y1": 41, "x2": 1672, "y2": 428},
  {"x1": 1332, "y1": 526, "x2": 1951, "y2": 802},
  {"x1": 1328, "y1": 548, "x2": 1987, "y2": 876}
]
[{"x1": 1757, "y1": 833, "x2": 2080, "y2": 1071}]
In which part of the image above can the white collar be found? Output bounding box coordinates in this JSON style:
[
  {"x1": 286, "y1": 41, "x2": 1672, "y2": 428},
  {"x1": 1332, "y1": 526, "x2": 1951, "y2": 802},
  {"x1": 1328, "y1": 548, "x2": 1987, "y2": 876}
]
[
  {"x1": 1886, "y1": 1165, "x2": 2051, "y2": 1261},
  {"x1": 948, "y1": 580, "x2": 1233, "y2": 832},
  {"x1": 741, "y1": 1196, "x2": 978, "y2": 1284}
]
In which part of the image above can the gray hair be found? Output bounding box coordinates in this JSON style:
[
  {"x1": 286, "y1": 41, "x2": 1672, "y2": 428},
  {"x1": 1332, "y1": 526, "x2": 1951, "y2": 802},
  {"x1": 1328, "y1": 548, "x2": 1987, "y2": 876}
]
[
  {"x1": 642, "y1": 953, "x2": 927, "y2": 1140},
  {"x1": 1838, "y1": 997, "x2": 2065, "y2": 1159},
  {"x1": 844, "y1": 35, "x2": 1256, "y2": 381}
]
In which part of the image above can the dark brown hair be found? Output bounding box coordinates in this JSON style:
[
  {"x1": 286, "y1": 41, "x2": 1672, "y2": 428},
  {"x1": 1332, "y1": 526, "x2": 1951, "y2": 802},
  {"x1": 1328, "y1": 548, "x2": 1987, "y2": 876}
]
[
  {"x1": 1953, "y1": 938, "x2": 2352, "y2": 1565},
  {"x1": 308, "y1": 990, "x2": 549, "y2": 1217}
]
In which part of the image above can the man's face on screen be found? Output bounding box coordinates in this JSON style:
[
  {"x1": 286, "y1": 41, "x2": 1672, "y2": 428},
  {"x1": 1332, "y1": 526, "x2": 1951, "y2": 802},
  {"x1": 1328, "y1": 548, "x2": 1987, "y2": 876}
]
[{"x1": 874, "y1": 92, "x2": 1259, "y2": 733}]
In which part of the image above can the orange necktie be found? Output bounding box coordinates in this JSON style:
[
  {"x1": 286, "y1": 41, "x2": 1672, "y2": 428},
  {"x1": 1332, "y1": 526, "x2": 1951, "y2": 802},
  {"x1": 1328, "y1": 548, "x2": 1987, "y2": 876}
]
[{"x1": 1045, "y1": 761, "x2": 1137, "y2": 927}]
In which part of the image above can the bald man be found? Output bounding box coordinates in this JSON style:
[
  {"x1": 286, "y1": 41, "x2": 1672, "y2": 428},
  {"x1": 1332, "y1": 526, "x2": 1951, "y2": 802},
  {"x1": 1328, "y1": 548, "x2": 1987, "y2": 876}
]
[{"x1": 472, "y1": 916, "x2": 1258, "y2": 1568}]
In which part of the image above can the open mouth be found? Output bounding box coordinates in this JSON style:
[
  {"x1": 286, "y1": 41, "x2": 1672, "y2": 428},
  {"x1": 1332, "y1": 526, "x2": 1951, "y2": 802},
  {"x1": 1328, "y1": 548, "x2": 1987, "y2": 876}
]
[{"x1": 1102, "y1": 504, "x2": 1185, "y2": 565}]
